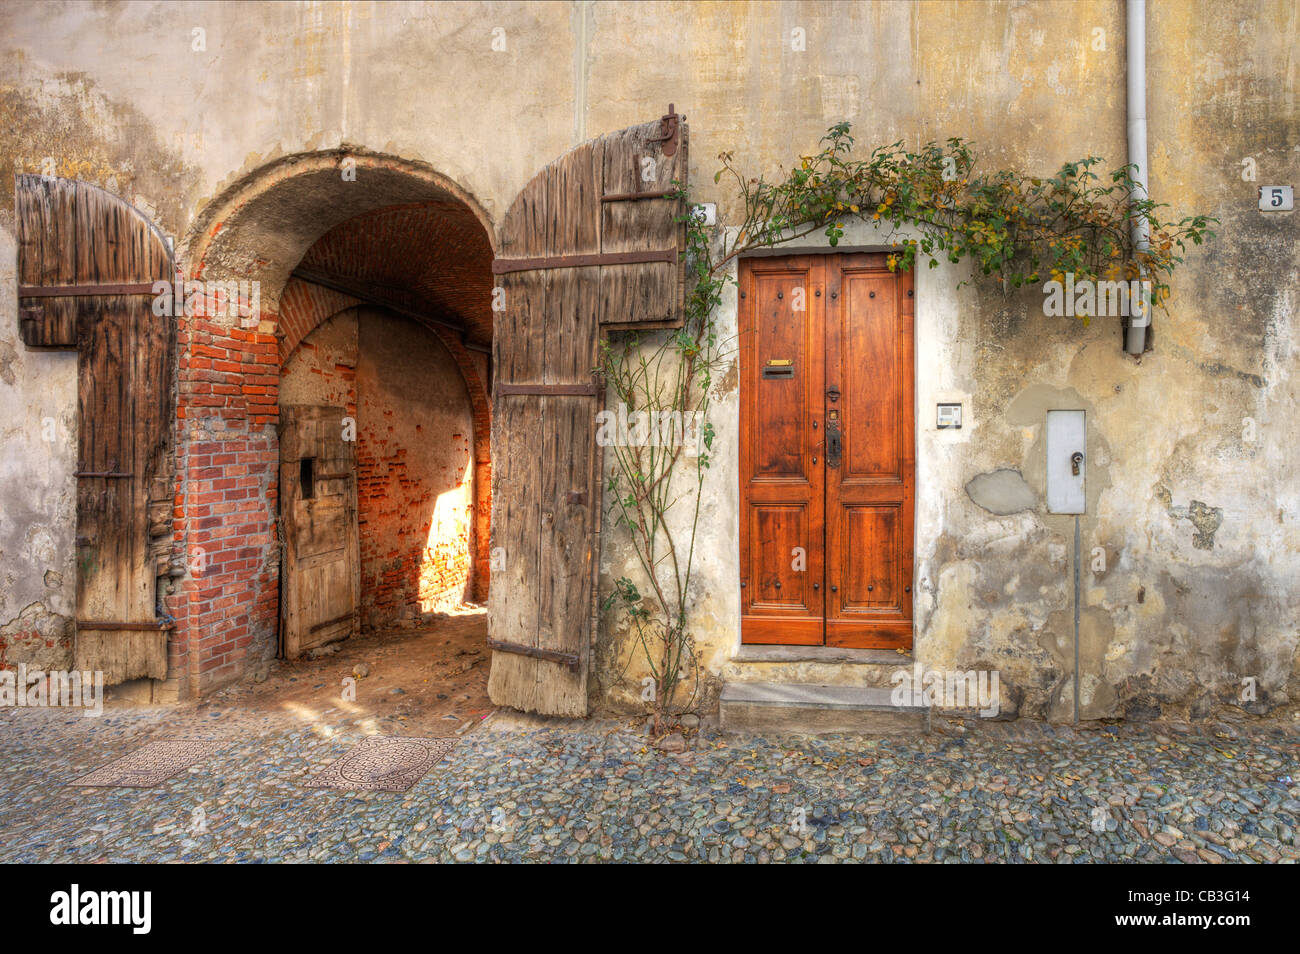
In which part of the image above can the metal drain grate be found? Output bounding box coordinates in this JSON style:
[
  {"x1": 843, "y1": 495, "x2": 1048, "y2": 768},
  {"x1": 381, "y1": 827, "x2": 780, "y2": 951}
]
[
  {"x1": 304, "y1": 736, "x2": 457, "y2": 792},
  {"x1": 68, "y1": 739, "x2": 223, "y2": 788}
]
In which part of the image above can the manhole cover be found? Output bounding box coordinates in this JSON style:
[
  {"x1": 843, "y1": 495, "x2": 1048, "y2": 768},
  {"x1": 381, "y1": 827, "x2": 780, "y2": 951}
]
[
  {"x1": 69, "y1": 739, "x2": 223, "y2": 788},
  {"x1": 305, "y1": 736, "x2": 457, "y2": 792}
]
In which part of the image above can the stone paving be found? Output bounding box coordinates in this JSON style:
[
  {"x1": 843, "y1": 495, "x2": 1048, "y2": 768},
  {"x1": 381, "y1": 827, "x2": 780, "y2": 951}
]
[{"x1": 0, "y1": 703, "x2": 1296, "y2": 863}]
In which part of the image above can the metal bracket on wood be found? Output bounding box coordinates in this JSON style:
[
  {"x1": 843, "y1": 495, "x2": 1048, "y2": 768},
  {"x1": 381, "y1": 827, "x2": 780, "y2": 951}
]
[
  {"x1": 18, "y1": 282, "x2": 159, "y2": 297},
  {"x1": 486, "y1": 637, "x2": 580, "y2": 672},
  {"x1": 601, "y1": 189, "x2": 677, "y2": 203},
  {"x1": 491, "y1": 249, "x2": 676, "y2": 275},
  {"x1": 645, "y1": 103, "x2": 681, "y2": 157},
  {"x1": 76, "y1": 620, "x2": 175, "y2": 631},
  {"x1": 495, "y1": 382, "x2": 598, "y2": 397},
  {"x1": 75, "y1": 458, "x2": 131, "y2": 478}
]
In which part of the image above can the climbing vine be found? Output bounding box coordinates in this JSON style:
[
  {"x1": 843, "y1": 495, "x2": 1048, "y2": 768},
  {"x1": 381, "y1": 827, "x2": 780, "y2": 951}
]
[{"x1": 600, "y1": 122, "x2": 1216, "y2": 734}]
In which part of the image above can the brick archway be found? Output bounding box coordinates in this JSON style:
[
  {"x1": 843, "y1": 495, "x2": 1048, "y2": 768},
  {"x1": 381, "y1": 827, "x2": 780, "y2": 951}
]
[
  {"x1": 278, "y1": 204, "x2": 493, "y2": 608},
  {"x1": 169, "y1": 151, "x2": 496, "y2": 697}
]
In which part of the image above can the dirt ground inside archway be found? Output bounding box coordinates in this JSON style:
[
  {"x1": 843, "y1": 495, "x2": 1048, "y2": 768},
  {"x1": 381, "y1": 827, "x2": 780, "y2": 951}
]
[{"x1": 205, "y1": 605, "x2": 494, "y2": 737}]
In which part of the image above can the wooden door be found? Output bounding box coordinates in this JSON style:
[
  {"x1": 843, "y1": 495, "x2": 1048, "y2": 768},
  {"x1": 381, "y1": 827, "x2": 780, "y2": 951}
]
[
  {"x1": 279, "y1": 405, "x2": 360, "y2": 658},
  {"x1": 738, "y1": 256, "x2": 826, "y2": 644},
  {"x1": 824, "y1": 255, "x2": 915, "y2": 647},
  {"x1": 487, "y1": 107, "x2": 688, "y2": 717},
  {"x1": 16, "y1": 175, "x2": 175, "y2": 684},
  {"x1": 739, "y1": 253, "x2": 914, "y2": 650}
]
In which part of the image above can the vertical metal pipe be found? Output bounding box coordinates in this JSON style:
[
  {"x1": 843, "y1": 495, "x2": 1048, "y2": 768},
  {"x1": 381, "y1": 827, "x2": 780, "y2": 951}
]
[
  {"x1": 1074, "y1": 515, "x2": 1081, "y2": 725},
  {"x1": 1125, "y1": 0, "x2": 1151, "y2": 354}
]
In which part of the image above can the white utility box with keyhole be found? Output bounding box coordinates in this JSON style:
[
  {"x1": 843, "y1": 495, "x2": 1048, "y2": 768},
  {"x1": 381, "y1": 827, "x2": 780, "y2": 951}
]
[{"x1": 1046, "y1": 410, "x2": 1086, "y2": 514}]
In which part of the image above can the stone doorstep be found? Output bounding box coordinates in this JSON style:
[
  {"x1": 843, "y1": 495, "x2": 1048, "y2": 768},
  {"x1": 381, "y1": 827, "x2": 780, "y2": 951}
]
[
  {"x1": 732, "y1": 644, "x2": 912, "y2": 665},
  {"x1": 720, "y1": 681, "x2": 932, "y2": 737}
]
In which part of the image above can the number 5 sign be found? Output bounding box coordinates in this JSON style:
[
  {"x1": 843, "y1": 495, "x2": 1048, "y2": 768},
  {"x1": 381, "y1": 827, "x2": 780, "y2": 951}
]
[{"x1": 1259, "y1": 185, "x2": 1293, "y2": 211}]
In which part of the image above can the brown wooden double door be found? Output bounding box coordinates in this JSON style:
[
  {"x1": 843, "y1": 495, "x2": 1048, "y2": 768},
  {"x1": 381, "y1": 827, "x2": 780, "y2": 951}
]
[{"x1": 740, "y1": 254, "x2": 915, "y2": 649}]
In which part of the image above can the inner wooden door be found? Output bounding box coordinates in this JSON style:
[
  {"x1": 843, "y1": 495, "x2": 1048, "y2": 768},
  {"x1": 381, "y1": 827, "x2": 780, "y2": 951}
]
[
  {"x1": 739, "y1": 253, "x2": 915, "y2": 649},
  {"x1": 279, "y1": 405, "x2": 360, "y2": 659}
]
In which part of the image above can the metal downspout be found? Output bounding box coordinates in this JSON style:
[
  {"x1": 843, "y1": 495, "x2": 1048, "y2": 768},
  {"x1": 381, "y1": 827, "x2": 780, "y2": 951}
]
[{"x1": 1125, "y1": 0, "x2": 1151, "y2": 354}]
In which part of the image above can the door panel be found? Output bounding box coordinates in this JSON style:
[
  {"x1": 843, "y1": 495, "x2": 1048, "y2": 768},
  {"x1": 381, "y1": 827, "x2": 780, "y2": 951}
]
[
  {"x1": 740, "y1": 258, "x2": 824, "y2": 644},
  {"x1": 487, "y1": 110, "x2": 689, "y2": 716},
  {"x1": 825, "y1": 257, "x2": 914, "y2": 648},
  {"x1": 17, "y1": 175, "x2": 175, "y2": 684},
  {"x1": 279, "y1": 405, "x2": 360, "y2": 658},
  {"x1": 740, "y1": 253, "x2": 914, "y2": 649}
]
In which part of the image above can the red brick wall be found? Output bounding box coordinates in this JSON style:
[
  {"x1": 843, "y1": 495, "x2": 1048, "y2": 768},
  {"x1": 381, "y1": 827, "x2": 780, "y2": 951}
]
[
  {"x1": 355, "y1": 309, "x2": 476, "y2": 628},
  {"x1": 168, "y1": 308, "x2": 281, "y2": 697}
]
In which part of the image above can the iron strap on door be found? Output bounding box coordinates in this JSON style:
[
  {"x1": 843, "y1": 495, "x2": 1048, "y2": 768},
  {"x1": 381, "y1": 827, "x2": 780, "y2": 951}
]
[
  {"x1": 17, "y1": 282, "x2": 160, "y2": 297},
  {"x1": 490, "y1": 248, "x2": 676, "y2": 275},
  {"x1": 495, "y1": 382, "x2": 599, "y2": 397},
  {"x1": 486, "y1": 638, "x2": 581, "y2": 672},
  {"x1": 76, "y1": 620, "x2": 175, "y2": 631}
]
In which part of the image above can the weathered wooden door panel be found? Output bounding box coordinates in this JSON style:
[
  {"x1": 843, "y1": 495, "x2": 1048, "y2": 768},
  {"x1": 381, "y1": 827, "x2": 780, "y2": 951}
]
[
  {"x1": 279, "y1": 405, "x2": 360, "y2": 658},
  {"x1": 740, "y1": 256, "x2": 825, "y2": 644},
  {"x1": 16, "y1": 175, "x2": 175, "y2": 683},
  {"x1": 739, "y1": 253, "x2": 914, "y2": 649},
  {"x1": 488, "y1": 109, "x2": 688, "y2": 716},
  {"x1": 598, "y1": 115, "x2": 688, "y2": 328}
]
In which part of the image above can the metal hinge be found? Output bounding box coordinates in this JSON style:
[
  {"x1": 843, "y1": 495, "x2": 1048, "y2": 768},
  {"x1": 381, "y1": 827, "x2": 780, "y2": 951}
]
[
  {"x1": 486, "y1": 637, "x2": 580, "y2": 672},
  {"x1": 495, "y1": 382, "x2": 599, "y2": 397},
  {"x1": 76, "y1": 620, "x2": 175, "y2": 631},
  {"x1": 491, "y1": 248, "x2": 675, "y2": 276},
  {"x1": 645, "y1": 103, "x2": 682, "y2": 157},
  {"x1": 18, "y1": 282, "x2": 159, "y2": 297}
]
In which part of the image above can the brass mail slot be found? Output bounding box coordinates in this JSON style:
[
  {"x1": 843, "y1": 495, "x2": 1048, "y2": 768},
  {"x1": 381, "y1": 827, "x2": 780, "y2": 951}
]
[{"x1": 762, "y1": 358, "x2": 794, "y2": 378}]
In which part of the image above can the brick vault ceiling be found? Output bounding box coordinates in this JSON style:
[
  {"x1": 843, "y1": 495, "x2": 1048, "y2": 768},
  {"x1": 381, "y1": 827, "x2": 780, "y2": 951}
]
[{"x1": 297, "y1": 201, "x2": 494, "y2": 347}]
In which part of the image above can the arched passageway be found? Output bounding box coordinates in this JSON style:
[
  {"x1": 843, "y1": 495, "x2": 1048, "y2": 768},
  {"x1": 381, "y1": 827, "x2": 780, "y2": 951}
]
[{"x1": 171, "y1": 152, "x2": 494, "y2": 694}]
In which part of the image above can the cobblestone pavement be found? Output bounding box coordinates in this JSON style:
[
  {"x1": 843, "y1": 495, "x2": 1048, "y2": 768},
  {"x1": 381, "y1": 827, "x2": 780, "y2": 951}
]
[{"x1": 0, "y1": 703, "x2": 1296, "y2": 863}]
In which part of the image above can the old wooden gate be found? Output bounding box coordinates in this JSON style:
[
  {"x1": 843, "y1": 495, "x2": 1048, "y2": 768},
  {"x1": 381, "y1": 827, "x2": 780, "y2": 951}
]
[
  {"x1": 278, "y1": 405, "x2": 360, "y2": 658},
  {"x1": 15, "y1": 175, "x2": 176, "y2": 682},
  {"x1": 739, "y1": 253, "x2": 915, "y2": 650},
  {"x1": 487, "y1": 107, "x2": 689, "y2": 716}
]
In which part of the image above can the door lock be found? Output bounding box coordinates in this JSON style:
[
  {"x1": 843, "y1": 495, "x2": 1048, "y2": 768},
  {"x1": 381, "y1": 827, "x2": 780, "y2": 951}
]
[
  {"x1": 1070, "y1": 451, "x2": 1084, "y2": 476},
  {"x1": 826, "y1": 408, "x2": 841, "y2": 468}
]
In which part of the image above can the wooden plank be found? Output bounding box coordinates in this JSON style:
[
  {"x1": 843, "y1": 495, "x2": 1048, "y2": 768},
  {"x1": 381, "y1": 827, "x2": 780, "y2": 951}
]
[
  {"x1": 15, "y1": 177, "x2": 75, "y2": 346},
  {"x1": 279, "y1": 406, "x2": 360, "y2": 659},
  {"x1": 535, "y1": 265, "x2": 597, "y2": 716},
  {"x1": 486, "y1": 161, "x2": 549, "y2": 707},
  {"x1": 599, "y1": 118, "x2": 687, "y2": 327}
]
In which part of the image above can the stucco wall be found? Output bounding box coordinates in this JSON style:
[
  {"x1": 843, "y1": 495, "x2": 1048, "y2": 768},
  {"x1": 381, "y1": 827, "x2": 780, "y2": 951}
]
[
  {"x1": 0, "y1": 0, "x2": 1295, "y2": 718},
  {"x1": 0, "y1": 231, "x2": 77, "y2": 673}
]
